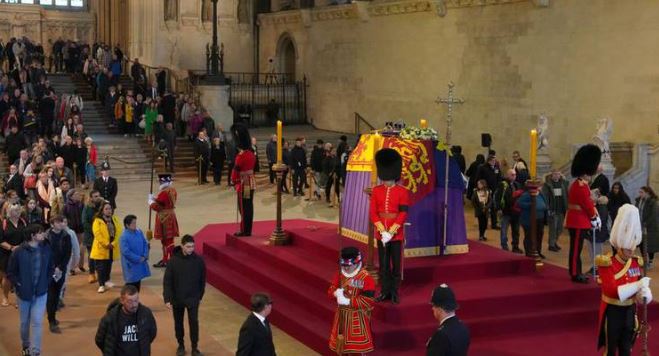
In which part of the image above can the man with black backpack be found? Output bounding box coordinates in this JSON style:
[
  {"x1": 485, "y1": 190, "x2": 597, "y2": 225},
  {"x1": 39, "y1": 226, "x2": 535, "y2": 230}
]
[{"x1": 494, "y1": 169, "x2": 523, "y2": 254}]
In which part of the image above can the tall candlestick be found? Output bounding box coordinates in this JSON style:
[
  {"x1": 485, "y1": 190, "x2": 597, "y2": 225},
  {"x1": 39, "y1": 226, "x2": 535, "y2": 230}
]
[
  {"x1": 530, "y1": 129, "x2": 537, "y2": 179},
  {"x1": 276, "y1": 120, "x2": 282, "y2": 164},
  {"x1": 370, "y1": 133, "x2": 381, "y2": 186},
  {"x1": 420, "y1": 119, "x2": 428, "y2": 129}
]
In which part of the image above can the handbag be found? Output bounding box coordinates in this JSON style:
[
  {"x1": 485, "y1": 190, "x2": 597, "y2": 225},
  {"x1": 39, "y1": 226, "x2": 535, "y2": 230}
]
[
  {"x1": 138, "y1": 117, "x2": 146, "y2": 129},
  {"x1": 24, "y1": 175, "x2": 37, "y2": 190}
]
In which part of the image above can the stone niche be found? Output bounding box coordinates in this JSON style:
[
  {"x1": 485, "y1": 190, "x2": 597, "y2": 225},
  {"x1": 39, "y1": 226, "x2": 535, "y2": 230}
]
[{"x1": 0, "y1": 3, "x2": 95, "y2": 52}]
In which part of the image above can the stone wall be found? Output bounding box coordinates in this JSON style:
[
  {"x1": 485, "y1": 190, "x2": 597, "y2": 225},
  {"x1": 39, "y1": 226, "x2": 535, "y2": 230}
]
[
  {"x1": 0, "y1": 3, "x2": 95, "y2": 53},
  {"x1": 127, "y1": 0, "x2": 254, "y2": 73},
  {"x1": 257, "y1": 0, "x2": 659, "y2": 166}
]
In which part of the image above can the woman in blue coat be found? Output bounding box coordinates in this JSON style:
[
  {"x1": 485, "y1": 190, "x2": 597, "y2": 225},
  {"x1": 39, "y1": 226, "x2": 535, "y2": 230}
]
[
  {"x1": 517, "y1": 187, "x2": 548, "y2": 259},
  {"x1": 119, "y1": 214, "x2": 151, "y2": 291}
]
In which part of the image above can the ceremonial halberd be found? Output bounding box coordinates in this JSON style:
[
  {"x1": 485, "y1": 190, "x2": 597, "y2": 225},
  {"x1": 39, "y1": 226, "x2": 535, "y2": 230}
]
[{"x1": 340, "y1": 133, "x2": 468, "y2": 257}]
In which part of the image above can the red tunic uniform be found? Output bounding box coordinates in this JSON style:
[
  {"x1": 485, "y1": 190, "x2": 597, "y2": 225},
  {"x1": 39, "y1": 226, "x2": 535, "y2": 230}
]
[
  {"x1": 596, "y1": 254, "x2": 643, "y2": 350},
  {"x1": 328, "y1": 269, "x2": 376, "y2": 354},
  {"x1": 565, "y1": 178, "x2": 597, "y2": 229},
  {"x1": 150, "y1": 186, "x2": 180, "y2": 240},
  {"x1": 369, "y1": 184, "x2": 409, "y2": 241},
  {"x1": 231, "y1": 150, "x2": 256, "y2": 193}
]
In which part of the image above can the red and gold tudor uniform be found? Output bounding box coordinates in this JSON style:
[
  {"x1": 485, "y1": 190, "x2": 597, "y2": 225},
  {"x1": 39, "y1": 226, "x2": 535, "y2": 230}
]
[
  {"x1": 328, "y1": 248, "x2": 376, "y2": 354},
  {"x1": 369, "y1": 148, "x2": 409, "y2": 303},
  {"x1": 149, "y1": 174, "x2": 179, "y2": 266},
  {"x1": 565, "y1": 144, "x2": 601, "y2": 283},
  {"x1": 596, "y1": 253, "x2": 643, "y2": 354},
  {"x1": 230, "y1": 123, "x2": 256, "y2": 237}
]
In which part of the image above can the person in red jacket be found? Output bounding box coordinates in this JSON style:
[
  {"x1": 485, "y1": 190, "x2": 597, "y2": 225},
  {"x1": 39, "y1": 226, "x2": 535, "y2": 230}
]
[
  {"x1": 149, "y1": 173, "x2": 179, "y2": 268},
  {"x1": 596, "y1": 204, "x2": 652, "y2": 355},
  {"x1": 565, "y1": 144, "x2": 601, "y2": 283},
  {"x1": 328, "y1": 247, "x2": 376, "y2": 354},
  {"x1": 369, "y1": 148, "x2": 409, "y2": 304},
  {"x1": 231, "y1": 123, "x2": 256, "y2": 237}
]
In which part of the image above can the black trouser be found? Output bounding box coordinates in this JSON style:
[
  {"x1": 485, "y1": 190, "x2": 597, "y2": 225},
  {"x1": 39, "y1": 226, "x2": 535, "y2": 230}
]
[
  {"x1": 173, "y1": 304, "x2": 200, "y2": 349},
  {"x1": 123, "y1": 121, "x2": 134, "y2": 135},
  {"x1": 522, "y1": 219, "x2": 545, "y2": 255},
  {"x1": 226, "y1": 161, "x2": 234, "y2": 185},
  {"x1": 377, "y1": 240, "x2": 402, "y2": 297},
  {"x1": 212, "y1": 161, "x2": 224, "y2": 184},
  {"x1": 125, "y1": 280, "x2": 141, "y2": 292},
  {"x1": 292, "y1": 168, "x2": 305, "y2": 194},
  {"x1": 47, "y1": 276, "x2": 65, "y2": 323},
  {"x1": 326, "y1": 175, "x2": 340, "y2": 202},
  {"x1": 602, "y1": 305, "x2": 636, "y2": 356},
  {"x1": 638, "y1": 241, "x2": 655, "y2": 262},
  {"x1": 166, "y1": 149, "x2": 175, "y2": 172},
  {"x1": 568, "y1": 228, "x2": 587, "y2": 278},
  {"x1": 268, "y1": 162, "x2": 275, "y2": 184},
  {"x1": 198, "y1": 157, "x2": 208, "y2": 182},
  {"x1": 476, "y1": 213, "x2": 487, "y2": 238},
  {"x1": 238, "y1": 190, "x2": 254, "y2": 235},
  {"x1": 96, "y1": 259, "x2": 113, "y2": 286},
  {"x1": 280, "y1": 170, "x2": 289, "y2": 193},
  {"x1": 490, "y1": 208, "x2": 498, "y2": 228}
]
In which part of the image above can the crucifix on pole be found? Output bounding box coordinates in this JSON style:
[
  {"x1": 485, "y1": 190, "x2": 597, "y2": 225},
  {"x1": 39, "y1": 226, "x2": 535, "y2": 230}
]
[{"x1": 435, "y1": 81, "x2": 464, "y2": 253}]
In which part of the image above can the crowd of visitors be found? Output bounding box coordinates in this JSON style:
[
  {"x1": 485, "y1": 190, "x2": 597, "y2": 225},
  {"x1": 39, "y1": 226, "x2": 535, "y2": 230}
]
[{"x1": 464, "y1": 149, "x2": 659, "y2": 278}]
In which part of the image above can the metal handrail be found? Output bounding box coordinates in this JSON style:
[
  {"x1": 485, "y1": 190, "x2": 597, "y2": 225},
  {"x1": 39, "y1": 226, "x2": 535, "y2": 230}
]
[
  {"x1": 121, "y1": 57, "x2": 201, "y2": 102},
  {"x1": 354, "y1": 112, "x2": 375, "y2": 134}
]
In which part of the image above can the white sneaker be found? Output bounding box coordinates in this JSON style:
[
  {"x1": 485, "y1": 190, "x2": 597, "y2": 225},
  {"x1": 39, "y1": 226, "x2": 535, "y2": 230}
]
[
  {"x1": 104, "y1": 281, "x2": 115, "y2": 288},
  {"x1": 97, "y1": 286, "x2": 106, "y2": 293}
]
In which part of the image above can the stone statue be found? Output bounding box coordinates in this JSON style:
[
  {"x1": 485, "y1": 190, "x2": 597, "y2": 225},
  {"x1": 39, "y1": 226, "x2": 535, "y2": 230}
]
[
  {"x1": 592, "y1": 117, "x2": 612, "y2": 158},
  {"x1": 238, "y1": 0, "x2": 250, "y2": 24},
  {"x1": 202, "y1": 0, "x2": 213, "y2": 22},
  {"x1": 164, "y1": 0, "x2": 178, "y2": 21},
  {"x1": 536, "y1": 113, "x2": 549, "y2": 151}
]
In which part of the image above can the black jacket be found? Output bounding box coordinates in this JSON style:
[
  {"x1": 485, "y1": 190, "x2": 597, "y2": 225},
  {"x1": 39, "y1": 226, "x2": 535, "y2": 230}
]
[
  {"x1": 163, "y1": 246, "x2": 206, "y2": 307},
  {"x1": 210, "y1": 143, "x2": 226, "y2": 166},
  {"x1": 95, "y1": 298, "x2": 157, "y2": 356},
  {"x1": 289, "y1": 145, "x2": 307, "y2": 171},
  {"x1": 3, "y1": 173, "x2": 24, "y2": 198},
  {"x1": 47, "y1": 229, "x2": 72, "y2": 273},
  {"x1": 5, "y1": 132, "x2": 27, "y2": 159},
  {"x1": 493, "y1": 180, "x2": 520, "y2": 215},
  {"x1": 475, "y1": 163, "x2": 501, "y2": 194},
  {"x1": 93, "y1": 176, "x2": 118, "y2": 209},
  {"x1": 236, "y1": 313, "x2": 276, "y2": 356},
  {"x1": 426, "y1": 316, "x2": 470, "y2": 356},
  {"x1": 194, "y1": 138, "x2": 210, "y2": 161},
  {"x1": 310, "y1": 146, "x2": 324, "y2": 173}
]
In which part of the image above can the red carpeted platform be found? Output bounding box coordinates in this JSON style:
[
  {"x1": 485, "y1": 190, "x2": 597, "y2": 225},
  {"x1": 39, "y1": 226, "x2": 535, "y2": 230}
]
[{"x1": 195, "y1": 219, "x2": 659, "y2": 356}]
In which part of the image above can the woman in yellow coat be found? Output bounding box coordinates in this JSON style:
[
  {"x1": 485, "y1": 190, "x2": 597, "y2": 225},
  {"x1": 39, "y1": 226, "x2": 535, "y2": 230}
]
[{"x1": 90, "y1": 201, "x2": 122, "y2": 293}]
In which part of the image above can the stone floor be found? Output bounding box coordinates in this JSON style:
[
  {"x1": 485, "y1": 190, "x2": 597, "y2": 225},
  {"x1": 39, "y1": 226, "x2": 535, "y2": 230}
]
[{"x1": 0, "y1": 176, "x2": 657, "y2": 356}]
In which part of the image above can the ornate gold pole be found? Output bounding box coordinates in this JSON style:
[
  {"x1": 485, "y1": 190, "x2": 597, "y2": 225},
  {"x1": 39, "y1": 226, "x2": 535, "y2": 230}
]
[
  {"x1": 269, "y1": 163, "x2": 289, "y2": 245},
  {"x1": 527, "y1": 179, "x2": 544, "y2": 270}
]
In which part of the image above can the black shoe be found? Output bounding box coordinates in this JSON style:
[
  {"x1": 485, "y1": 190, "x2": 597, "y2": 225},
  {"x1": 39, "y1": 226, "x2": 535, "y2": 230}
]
[
  {"x1": 511, "y1": 247, "x2": 523, "y2": 254},
  {"x1": 79, "y1": 266, "x2": 86, "y2": 272},
  {"x1": 234, "y1": 232, "x2": 251, "y2": 237},
  {"x1": 478, "y1": 236, "x2": 487, "y2": 241},
  {"x1": 491, "y1": 225, "x2": 500, "y2": 230},
  {"x1": 501, "y1": 246, "x2": 509, "y2": 251},
  {"x1": 152, "y1": 260, "x2": 167, "y2": 268},
  {"x1": 21, "y1": 347, "x2": 30, "y2": 356},
  {"x1": 538, "y1": 253, "x2": 546, "y2": 259},
  {"x1": 176, "y1": 345, "x2": 185, "y2": 356},
  {"x1": 58, "y1": 300, "x2": 65, "y2": 309},
  {"x1": 548, "y1": 245, "x2": 560, "y2": 252},
  {"x1": 191, "y1": 349, "x2": 204, "y2": 356},
  {"x1": 375, "y1": 293, "x2": 390, "y2": 302},
  {"x1": 555, "y1": 244, "x2": 562, "y2": 251},
  {"x1": 571, "y1": 275, "x2": 589, "y2": 284},
  {"x1": 391, "y1": 292, "x2": 400, "y2": 304},
  {"x1": 49, "y1": 324, "x2": 61, "y2": 333},
  {"x1": 51, "y1": 319, "x2": 60, "y2": 326},
  {"x1": 586, "y1": 267, "x2": 594, "y2": 275}
]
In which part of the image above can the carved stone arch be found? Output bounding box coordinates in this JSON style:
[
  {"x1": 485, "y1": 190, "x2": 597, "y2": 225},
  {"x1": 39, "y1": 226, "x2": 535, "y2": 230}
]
[{"x1": 275, "y1": 32, "x2": 298, "y2": 82}]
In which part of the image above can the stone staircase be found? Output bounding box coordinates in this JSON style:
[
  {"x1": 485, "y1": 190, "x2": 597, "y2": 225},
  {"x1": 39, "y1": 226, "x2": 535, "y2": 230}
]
[{"x1": 49, "y1": 74, "x2": 152, "y2": 181}]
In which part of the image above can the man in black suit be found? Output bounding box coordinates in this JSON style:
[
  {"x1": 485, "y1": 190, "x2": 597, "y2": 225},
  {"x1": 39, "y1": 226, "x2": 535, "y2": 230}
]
[
  {"x1": 237, "y1": 293, "x2": 276, "y2": 356},
  {"x1": 93, "y1": 161, "x2": 118, "y2": 209},
  {"x1": 193, "y1": 129, "x2": 210, "y2": 184},
  {"x1": 426, "y1": 284, "x2": 470, "y2": 356},
  {"x1": 3, "y1": 164, "x2": 25, "y2": 199}
]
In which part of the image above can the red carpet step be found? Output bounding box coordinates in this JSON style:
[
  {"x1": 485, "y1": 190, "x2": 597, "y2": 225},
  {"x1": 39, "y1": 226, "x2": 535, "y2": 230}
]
[{"x1": 195, "y1": 219, "x2": 659, "y2": 356}]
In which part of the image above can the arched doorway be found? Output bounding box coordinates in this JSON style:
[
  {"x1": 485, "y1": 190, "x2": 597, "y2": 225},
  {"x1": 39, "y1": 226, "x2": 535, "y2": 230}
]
[{"x1": 277, "y1": 35, "x2": 297, "y2": 82}]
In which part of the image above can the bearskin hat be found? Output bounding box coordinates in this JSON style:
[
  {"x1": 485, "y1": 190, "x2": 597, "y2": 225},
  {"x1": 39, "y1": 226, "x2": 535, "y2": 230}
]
[
  {"x1": 231, "y1": 123, "x2": 251, "y2": 150},
  {"x1": 570, "y1": 144, "x2": 601, "y2": 177},
  {"x1": 340, "y1": 246, "x2": 362, "y2": 266},
  {"x1": 375, "y1": 148, "x2": 402, "y2": 181},
  {"x1": 158, "y1": 173, "x2": 173, "y2": 184}
]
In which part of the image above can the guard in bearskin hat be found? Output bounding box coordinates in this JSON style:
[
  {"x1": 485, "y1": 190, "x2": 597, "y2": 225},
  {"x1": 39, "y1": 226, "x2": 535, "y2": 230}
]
[
  {"x1": 231, "y1": 123, "x2": 256, "y2": 236},
  {"x1": 596, "y1": 204, "x2": 652, "y2": 355},
  {"x1": 328, "y1": 247, "x2": 376, "y2": 354},
  {"x1": 369, "y1": 148, "x2": 410, "y2": 304},
  {"x1": 149, "y1": 173, "x2": 179, "y2": 267},
  {"x1": 566, "y1": 144, "x2": 602, "y2": 283}
]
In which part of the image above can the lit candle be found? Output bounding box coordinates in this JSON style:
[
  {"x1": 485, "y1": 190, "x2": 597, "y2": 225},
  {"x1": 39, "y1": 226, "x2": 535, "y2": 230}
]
[
  {"x1": 370, "y1": 133, "x2": 381, "y2": 186},
  {"x1": 530, "y1": 129, "x2": 537, "y2": 179},
  {"x1": 276, "y1": 120, "x2": 283, "y2": 164},
  {"x1": 420, "y1": 119, "x2": 428, "y2": 129}
]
